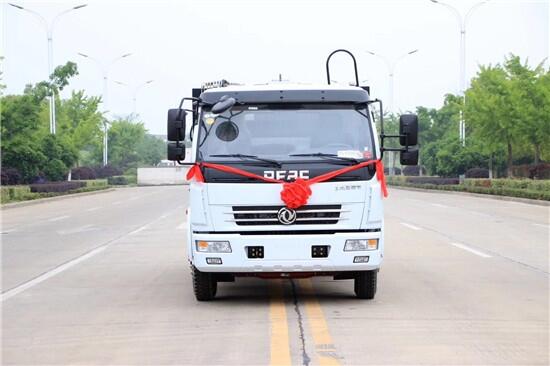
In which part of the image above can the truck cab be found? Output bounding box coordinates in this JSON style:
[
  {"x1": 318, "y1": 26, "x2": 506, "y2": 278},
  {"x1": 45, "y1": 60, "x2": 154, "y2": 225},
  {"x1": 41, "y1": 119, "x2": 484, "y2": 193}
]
[{"x1": 167, "y1": 51, "x2": 418, "y2": 300}]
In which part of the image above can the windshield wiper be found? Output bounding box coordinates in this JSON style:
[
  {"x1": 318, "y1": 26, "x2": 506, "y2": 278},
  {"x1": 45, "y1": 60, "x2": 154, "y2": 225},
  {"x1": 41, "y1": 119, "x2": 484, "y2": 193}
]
[
  {"x1": 289, "y1": 153, "x2": 360, "y2": 164},
  {"x1": 209, "y1": 154, "x2": 282, "y2": 168}
]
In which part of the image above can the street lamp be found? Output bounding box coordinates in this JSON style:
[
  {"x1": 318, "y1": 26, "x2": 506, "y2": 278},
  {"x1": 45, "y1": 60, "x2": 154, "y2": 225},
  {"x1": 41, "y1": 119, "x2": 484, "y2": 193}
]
[
  {"x1": 430, "y1": 0, "x2": 489, "y2": 146},
  {"x1": 365, "y1": 49, "x2": 417, "y2": 177},
  {"x1": 9, "y1": 3, "x2": 88, "y2": 134},
  {"x1": 113, "y1": 79, "x2": 154, "y2": 116},
  {"x1": 78, "y1": 52, "x2": 132, "y2": 166},
  {"x1": 365, "y1": 49, "x2": 418, "y2": 113}
]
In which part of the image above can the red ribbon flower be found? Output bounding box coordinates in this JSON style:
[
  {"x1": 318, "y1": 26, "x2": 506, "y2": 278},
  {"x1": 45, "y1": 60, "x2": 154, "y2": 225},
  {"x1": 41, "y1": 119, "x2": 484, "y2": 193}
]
[
  {"x1": 186, "y1": 160, "x2": 388, "y2": 209},
  {"x1": 280, "y1": 178, "x2": 312, "y2": 209}
]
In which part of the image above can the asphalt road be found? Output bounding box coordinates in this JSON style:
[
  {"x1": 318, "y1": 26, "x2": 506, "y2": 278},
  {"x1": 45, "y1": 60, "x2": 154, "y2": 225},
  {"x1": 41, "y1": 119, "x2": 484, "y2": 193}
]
[{"x1": 1, "y1": 186, "x2": 548, "y2": 365}]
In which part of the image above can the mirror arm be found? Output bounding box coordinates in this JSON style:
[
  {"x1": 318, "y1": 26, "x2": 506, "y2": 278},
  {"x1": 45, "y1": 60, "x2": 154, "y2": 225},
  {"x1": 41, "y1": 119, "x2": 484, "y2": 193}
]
[
  {"x1": 176, "y1": 161, "x2": 195, "y2": 166},
  {"x1": 367, "y1": 99, "x2": 385, "y2": 158}
]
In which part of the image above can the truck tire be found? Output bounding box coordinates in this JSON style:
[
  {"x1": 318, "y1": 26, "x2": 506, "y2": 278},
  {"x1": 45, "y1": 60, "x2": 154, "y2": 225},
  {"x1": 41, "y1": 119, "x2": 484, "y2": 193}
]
[
  {"x1": 354, "y1": 270, "x2": 377, "y2": 299},
  {"x1": 192, "y1": 266, "x2": 217, "y2": 301}
]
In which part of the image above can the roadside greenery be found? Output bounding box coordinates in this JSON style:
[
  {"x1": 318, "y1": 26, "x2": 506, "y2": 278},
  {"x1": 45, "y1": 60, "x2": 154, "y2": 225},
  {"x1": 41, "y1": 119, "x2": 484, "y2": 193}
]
[
  {"x1": 387, "y1": 176, "x2": 550, "y2": 201},
  {"x1": 2, "y1": 53, "x2": 548, "y2": 199},
  {"x1": 410, "y1": 54, "x2": 549, "y2": 178},
  {"x1": 1, "y1": 62, "x2": 165, "y2": 185}
]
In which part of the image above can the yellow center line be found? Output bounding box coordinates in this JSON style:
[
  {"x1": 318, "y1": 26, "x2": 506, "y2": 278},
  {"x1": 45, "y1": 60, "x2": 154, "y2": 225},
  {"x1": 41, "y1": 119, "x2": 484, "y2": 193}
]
[
  {"x1": 269, "y1": 280, "x2": 292, "y2": 366},
  {"x1": 298, "y1": 279, "x2": 341, "y2": 366}
]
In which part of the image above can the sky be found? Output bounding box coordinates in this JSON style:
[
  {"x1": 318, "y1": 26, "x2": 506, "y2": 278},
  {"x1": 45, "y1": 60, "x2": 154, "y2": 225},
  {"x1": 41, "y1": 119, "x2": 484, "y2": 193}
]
[{"x1": 2, "y1": 0, "x2": 549, "y2": 135}]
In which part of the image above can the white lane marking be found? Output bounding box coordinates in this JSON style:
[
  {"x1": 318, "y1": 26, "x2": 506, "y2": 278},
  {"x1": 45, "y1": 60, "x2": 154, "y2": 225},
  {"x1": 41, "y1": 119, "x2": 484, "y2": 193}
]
[
  {"x1": 1, "y1": 245, "x2": 108, "y2": 302},
  {"x1": 159, "y1": 214, "x2": 169, "y2": 220},
  {"x1": 177, "y1": 222, "x2": 187, "y2": 230},
  {"x1": 129, "y1": 196, "x2": 139, "y2": 201},
  {"x1": 449, "y1": 242, "x2": 492, "y2": 258},
  {"x1": 86, "y1": 207, "x2": 100, "y2": 212},
  {"x1": 129, "y1": 226, "x2": 147, "y2": 235},
  {"x1": 48, "y1": 215, "x2": 69, "y2": 222},
  {"x1": 470, "y1": 211, "x2": 491, "y2": 218},
  {"x1": 400, "y1": 222, "x2": 422, "y2": 231},
  {"x1": 57, "y1": 225, "x2": 96, "y2": 235},
  {"x1": 112, "y1": 201, "x2": 122, "y2": 205},
  {"x1": 532, "y1": 223, "x2": 549, "y2": 229},
  {"x1": 430, "y1": 203, "x2": 449, "y2": 208},
  {"x1": 1, "y1": 208, "x2": 180, "y2": 301}
]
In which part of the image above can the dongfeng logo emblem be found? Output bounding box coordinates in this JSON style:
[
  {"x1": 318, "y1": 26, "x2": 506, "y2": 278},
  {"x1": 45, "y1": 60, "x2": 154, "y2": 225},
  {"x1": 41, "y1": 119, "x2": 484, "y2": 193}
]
[{"x1": 277, "y1": 207, "x2": 297, "y2": 225}]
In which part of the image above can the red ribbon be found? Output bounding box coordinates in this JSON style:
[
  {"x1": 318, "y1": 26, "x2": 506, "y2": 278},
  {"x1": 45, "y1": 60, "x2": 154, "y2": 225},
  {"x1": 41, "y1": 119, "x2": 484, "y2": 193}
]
[{"x1": 186, "y1": 159, "x2": 388, "y2": 209}]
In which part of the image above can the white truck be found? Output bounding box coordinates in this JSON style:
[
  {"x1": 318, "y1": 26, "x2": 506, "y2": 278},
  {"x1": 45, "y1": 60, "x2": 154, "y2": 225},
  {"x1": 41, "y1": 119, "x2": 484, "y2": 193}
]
[{"x1": 167, "y1": 50, "x2": 418, "y2": 300}]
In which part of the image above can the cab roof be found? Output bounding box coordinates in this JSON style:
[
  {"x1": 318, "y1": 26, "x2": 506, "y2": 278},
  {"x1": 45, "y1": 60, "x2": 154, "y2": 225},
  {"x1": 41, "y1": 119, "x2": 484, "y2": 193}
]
[{"x1": 199, "y1": 83, "x2": 370, "y2": 105}]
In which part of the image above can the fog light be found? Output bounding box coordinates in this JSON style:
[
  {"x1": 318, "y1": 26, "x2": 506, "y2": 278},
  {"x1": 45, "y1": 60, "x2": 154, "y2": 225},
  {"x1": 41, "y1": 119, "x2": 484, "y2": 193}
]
[
  {"x1": 196, "y1": 240, "x2": 232, "y2": 253},
  {"x1": 206, "y1": 257, "x2": 222, "y2": 265},
  {"x1": 344, "y1": 239, "x2": 378, "y2": 251},
  {"x1": 353, "y1": 256, "x2": 370, "y2": 263}
]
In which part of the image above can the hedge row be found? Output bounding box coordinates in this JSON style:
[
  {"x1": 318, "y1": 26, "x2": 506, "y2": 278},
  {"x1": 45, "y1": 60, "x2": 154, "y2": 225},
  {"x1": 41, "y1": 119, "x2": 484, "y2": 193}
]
[
  {"x1": 30, "y1": 181, "x2": 86, "y2": 193},
  {"x1": 386, "y1": 176, "x2": 459, "y2": 185},
  {"x1": 1, "y1": 185, "x2": 110, "y2": 204},
  {"x1": 1, "y1": 186, "x2": 39, "y2": 203},
  {"x1": 107, "y1": 175, "x2": 137, "y2": 186},
  {"x1": 71, "y1": 165, "x2": 124, "y2": 180},
  {"x1": 463, "y1": 178, "x2": 550, "y2": 191},
  {"x1": 388, "y1": 179, "x2": 550, "y2": 201},
  {"x1": 83, "y1": 179, "x2": 108, "y2": 188}
]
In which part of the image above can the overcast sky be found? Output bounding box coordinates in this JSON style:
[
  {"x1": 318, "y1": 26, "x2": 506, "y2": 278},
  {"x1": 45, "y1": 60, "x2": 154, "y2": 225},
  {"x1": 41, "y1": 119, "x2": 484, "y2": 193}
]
[{"x1": 2, "y1": 0, "x2": 548, "y2": 134}]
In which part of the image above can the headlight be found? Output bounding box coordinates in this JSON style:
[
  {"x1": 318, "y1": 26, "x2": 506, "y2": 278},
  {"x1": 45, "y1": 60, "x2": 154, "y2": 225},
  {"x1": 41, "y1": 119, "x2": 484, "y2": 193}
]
[
  {"x1": 344, "y1": 239, "x2": 378, "y2": 251},
  {"x1": 196, "y1": 240, "x2": 232, "y2": 253}
]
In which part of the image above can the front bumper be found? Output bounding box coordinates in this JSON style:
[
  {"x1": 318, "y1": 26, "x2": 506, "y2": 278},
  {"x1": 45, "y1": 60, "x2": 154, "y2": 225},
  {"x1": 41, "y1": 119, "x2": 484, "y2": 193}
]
[{"x1": 191, "y1": 231, "x2": 383, "y2": 273}]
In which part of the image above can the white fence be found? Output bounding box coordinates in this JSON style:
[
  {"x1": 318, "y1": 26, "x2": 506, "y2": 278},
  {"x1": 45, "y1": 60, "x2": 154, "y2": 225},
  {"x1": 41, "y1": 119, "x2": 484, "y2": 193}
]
[{"x1": 137, "y1": 167, "x2": 190, "y2": 186}]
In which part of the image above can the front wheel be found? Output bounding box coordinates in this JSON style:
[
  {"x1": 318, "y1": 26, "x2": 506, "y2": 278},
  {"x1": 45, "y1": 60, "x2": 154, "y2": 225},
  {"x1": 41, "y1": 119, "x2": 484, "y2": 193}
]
[
  {"x1": 354, "y1": 270, "x2": 377, "y2": 299},
  {"x1": 192, "y1": 266, "x2": 217, "y2": 301}
]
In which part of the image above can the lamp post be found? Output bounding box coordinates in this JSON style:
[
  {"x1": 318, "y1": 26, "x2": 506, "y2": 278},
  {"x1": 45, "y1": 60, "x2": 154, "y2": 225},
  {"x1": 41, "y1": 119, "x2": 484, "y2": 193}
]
[
  {"x1": 78, "y1": 52, "x2": 132, "y2": 166},
  {"x1": 365, "y1": 49, "x2": 418, "y2": 176},
  {"x1": 430, "y1": 0, "x2": 489, "y2": 146},
  {"x1": 9, "y1": 3, "x2": 88, "y2": 134},
  {"x1": 113, "y1": 79, "x2": 154, "y2": 116},
  {"x1": 365, "y1": 49, "x2": 418, "y2": 113}
]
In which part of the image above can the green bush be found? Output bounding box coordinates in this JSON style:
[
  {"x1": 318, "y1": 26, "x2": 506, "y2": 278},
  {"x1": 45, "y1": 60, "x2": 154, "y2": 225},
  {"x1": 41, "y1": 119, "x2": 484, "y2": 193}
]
[
  {"x1": 83, "y1": 179, "x2": 108, "y2": 188},
  {"x1": 387, "y1": 179, "x2": 550, "y2": 201},
  {"x1": 463, "y1": 179, "x2": 492, "y2": 188},
  {"x1": 123, "y1": 175, "x2": 137, "y2": 185},
  {"x1": 30, "y1": 181, "x2": 86, "y2": 193},
  {"x1": 0, "y1": 186, "x2": 39, "y2": 203},
  {"x1": 107, "y1": 176, "x2": 128, "y2": 185},
  {"x1": 43, "y1": 159, "x2": 69, "y2": 182},
  {"x1": 124, "y1": 167, "x2": 137, "y2": 176}
]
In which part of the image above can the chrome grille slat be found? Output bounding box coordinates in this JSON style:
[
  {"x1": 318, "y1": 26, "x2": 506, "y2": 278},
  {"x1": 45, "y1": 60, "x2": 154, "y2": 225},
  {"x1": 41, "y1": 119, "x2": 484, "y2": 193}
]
[
  {"x1": 230, "y1": 204, "x2": 343, "y2": 226},
  {"x1": 227, "y1": 217, "x2": 348, "y2": 222},
  {"x1": 224, "y1": 209, "x2": 350, "y2": 214}
]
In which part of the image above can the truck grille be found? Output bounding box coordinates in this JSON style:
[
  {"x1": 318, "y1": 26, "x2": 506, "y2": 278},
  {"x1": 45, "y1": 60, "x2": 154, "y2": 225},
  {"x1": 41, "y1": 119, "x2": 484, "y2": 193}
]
[{"x1": 228, "y1": 205, "x2": 346, "y2": 226}]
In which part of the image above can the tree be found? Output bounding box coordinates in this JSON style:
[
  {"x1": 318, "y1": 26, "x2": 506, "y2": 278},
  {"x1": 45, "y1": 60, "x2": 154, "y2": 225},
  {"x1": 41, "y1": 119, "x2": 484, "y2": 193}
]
[
  {"x1": 504, "y1": 56, "x2": 549, "y2": 164},
  {"x1": 137, "y1": 134, "x2": 166, "y2": 166},
  {"x1": 466, "y1": 63, "x2": 519, "y2": 177},
  {"x1": 1, "y1": 62, "x2": 94, "y2": 182},
  {"x1": 107, "y1": 118, "x2": 147, "y2": 170},
  {"x1": 56, "y1": 90, "x2": 103, "y2": 165}
]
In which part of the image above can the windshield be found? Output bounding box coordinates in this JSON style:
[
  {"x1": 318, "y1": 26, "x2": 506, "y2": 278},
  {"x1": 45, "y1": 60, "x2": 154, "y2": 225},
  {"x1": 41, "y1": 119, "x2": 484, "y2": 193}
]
[{"x1": 197, "y1": 104, "x2": 375, "y2": 162}]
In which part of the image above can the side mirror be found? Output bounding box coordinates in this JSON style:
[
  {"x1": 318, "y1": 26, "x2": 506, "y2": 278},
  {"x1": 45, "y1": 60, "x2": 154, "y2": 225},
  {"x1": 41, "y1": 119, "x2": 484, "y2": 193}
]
[
  {"x1": 211, "y1": 95, "x2": 236, "y2": 114},
  {"x1": 399, "y1": 114, "x2": 418, "y2": 146},
  {"x1": 400, "y1": 148, "x2": 419, "y2": 166},
  {"x1": 167, "y1": 109, "x2": 186, "y2": 142},
  {"x1": 167, "y1": 142, "x2": 186, "y2": 161}
]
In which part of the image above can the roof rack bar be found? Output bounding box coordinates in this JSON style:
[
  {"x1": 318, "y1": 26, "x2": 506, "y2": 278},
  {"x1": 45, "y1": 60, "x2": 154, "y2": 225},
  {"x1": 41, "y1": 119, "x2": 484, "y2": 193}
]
[{"x1": 326, "y1": 49, "x2": 359, "y2": 87}]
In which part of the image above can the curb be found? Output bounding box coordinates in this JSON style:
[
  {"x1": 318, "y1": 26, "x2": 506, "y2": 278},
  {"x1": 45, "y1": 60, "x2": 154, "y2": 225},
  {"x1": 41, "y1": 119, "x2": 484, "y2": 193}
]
[
  {"x1": 389, "y1": 185, "x2": 550, "y2": 207},
  {"x1": 1, "y1": 188, "x2": 116, "y2": 210}
]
